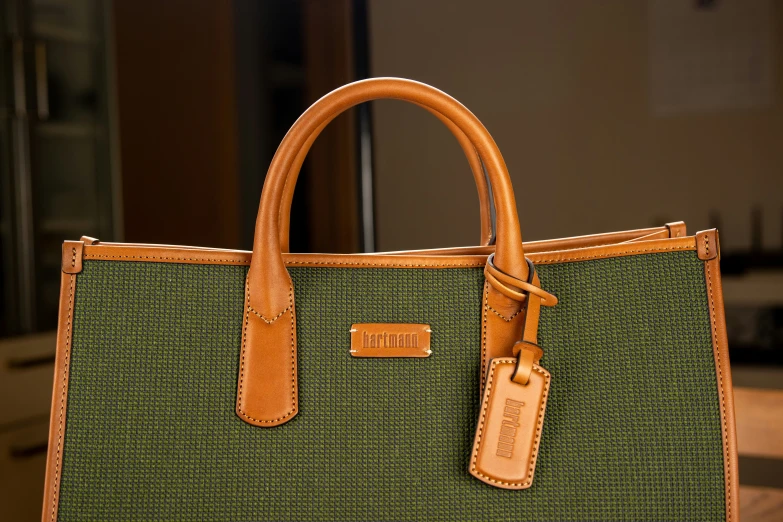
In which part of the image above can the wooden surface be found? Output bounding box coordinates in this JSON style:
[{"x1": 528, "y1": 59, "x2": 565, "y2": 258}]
[
  {"x1": 735, "y1": 386, "x2": 783, "y2": 522},
  {"x1": 0, "y1": 420, "x2": 50, "y2": 522},
  {"x1": 735, "y1": 387, "x2": 783, "y2": 459},
  {"x1": 741, "y1": 486, "x2": 783, "y2": 522},
  {"x1": 0, "y1": 333, "x2": 56, "y2": 426}
]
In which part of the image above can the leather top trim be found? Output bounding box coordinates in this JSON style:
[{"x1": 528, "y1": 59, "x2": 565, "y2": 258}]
[{"x1": 80, "y1": 236, "x2": 697, "y2": 268}]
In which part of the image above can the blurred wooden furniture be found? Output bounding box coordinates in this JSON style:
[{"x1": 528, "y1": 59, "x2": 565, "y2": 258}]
[
  {"x1": 0, "y1": 333, "x2": 56, "y2": 522},
  {"x1": 736, "y1": 386, "x2": 783, "y2": 522},
  {"x1": 0, "y1": 0, "x2": 121, "y2": 335}
]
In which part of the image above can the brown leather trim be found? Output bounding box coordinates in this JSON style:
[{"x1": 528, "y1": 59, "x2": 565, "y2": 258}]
[
  {"x1": 529, "y1": 236, "x2": 696, "y2": 265},
  {"x1": 513, "y1": 225, "x2": 681, "y2": 251},
  {"x1": 379, "y1": 225, "x2": 678, "y2": 256},
  {"x1": 77, "y1": 223, "x2": 682, "y2": 260},
  {"x1": 665, "y1": 221, "x2": 687, "y2": 238},
  {"x1": 42, "y1": 272, "x2": 76, "y2": 522},
  {"x1": 79, "y1": 235, "x2": 100, "y2": 245},
  {"x1": 697, "y1": 229, "x2": 720, "y2": 260},
  {"x1": 61, "y1": 241, "x2": 84, "y2": 274},
  {"x1": 80, "y1": 236, "x2": 697, "y2": 268},
  {"x1": 703, "y1": 243, "x2": 738, "y2": 522},
  {"x1": 619, "y1": 229, "x2": 670, "y2": 243}
]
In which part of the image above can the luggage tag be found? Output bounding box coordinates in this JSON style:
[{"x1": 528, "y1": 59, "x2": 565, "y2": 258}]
[
  {"x1": 469, "y1": 344, "x2": 550, "y2": 490},
  {"x1": 471, "y1": 256, "x2": 555, "y2": 489}
]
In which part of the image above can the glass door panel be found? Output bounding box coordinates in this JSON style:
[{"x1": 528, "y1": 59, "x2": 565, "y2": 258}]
[{"x1": 26, "y1": 0, "x2": 112, "y2": 330}]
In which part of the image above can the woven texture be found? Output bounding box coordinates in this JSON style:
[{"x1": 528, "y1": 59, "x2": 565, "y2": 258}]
[{"x1": 58, "y1": 251, "x2": 725, "y2": 521}]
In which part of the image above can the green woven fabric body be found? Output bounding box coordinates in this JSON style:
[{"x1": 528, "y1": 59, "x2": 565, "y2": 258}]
[{"x1": 58, "y1": 251, "x2": 725, "y2": 521}]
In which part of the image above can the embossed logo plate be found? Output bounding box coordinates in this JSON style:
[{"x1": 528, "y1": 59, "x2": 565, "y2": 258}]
[
  {"x1": 350, "y1": 323, "x2": 431, "y2": 357},
  {"x1": 470, "y1": 358, "x2": 550, "y2": 490}
]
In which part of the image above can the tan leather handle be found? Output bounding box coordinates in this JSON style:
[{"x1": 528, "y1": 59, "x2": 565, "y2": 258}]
[
  {"x1": 278, "y1": 103, "x2": 494, "y2": 252},
  {"x1": 249, "y1": 78, "x2": 527, "y2": 317},
  {"x1": 238, "y1": 78, "x2": 529, "y2": 427}
]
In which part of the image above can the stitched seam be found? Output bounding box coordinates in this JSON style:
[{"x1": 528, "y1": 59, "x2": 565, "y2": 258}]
[
  {"x1": 84, "y1": 254, "x2": 249, "y2": 262},
  {"x1": 486, "y1": 304, "x2": 523, "y2": 322},
  {"x1": 481, "y1": 281, "x2": 489, "y2": 389},
  {"x1": 83, "y1": 244, "x2": 693, "y2": 267},
  {"x1": 470, "y1": 358, "x2": 550, "y2": 487},
  {"x1": 83, "y1": 254, "x2": 484, "y2": 268},
  {"x1": 236, "y1": 281, "x2": 297, "y2": 424},
  {"x1": 247, "y1": 304, "x2": 290, "y2": 324},
  {"x1": 51, "y1": 274, "x2": 74, "y2": 521},
  {"x1": 71, "y1": 247, "x2": 76, "y2": 268},
  {"x1": 284, "y1": 260, "x2": 485, "y2": 267},
  {"x1": 534, "y1": 244, "x2": 693, "y2": 264},
  {"x1": 705, "y1": 246, "x2": 731, "y2": 521}
]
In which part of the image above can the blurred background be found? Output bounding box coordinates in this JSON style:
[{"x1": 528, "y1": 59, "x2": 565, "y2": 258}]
[{"x1": 0, "y1": 1, "x2": 781, "y2": 520}]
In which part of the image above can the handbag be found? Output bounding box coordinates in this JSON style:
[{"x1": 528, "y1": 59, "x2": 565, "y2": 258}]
[{"x1": 43, "y1": 78, "x2": 737, "y2": 521}]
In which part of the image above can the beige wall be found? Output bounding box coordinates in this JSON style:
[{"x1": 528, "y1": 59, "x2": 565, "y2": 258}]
[{"x1": 369, "y1": 1, "x2": 783, "y2": 251}]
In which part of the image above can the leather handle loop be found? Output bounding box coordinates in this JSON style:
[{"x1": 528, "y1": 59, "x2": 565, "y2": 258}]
[
  {"x1": 485, "y1": 255, "x2": 557, "y2": 306},
  {"x1": 278, "y1": 103, "x2": 495, "y2": 252},
  {"x1": 249, "y1": 78, "x2": 527, "y2": 317},
  {"x1": 512, "y1": 344, "x2": 538, "y2": 385}
]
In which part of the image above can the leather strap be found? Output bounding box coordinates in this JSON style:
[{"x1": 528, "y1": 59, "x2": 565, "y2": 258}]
[
  {"x1": 483, "y1": 256, "x2": 553, "y2": 386},
  {"x1": 484, "y1": 254, "x2": 557, "y2": 306},
  {"x1": 511, "y1": 267, "x2": 547, "y2": 386},
  {"x1": 239, "y1": 78, "x2": 529, "y2": 427},
  {"x1": 278, "y1": 102, "x2": 495, "y2": 251}
]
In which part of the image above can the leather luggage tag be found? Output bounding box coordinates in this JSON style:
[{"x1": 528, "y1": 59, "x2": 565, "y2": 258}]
[{"x1": 469, "y1": 357, "x2": 551, "y2": 490}]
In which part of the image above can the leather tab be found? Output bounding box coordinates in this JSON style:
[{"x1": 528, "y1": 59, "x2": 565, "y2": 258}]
[
  {"x1": 61, "y1": 241, "x2": 84, "y2": 274},
  {"x1": 350, "y1": 323, "x2": 431, "y2": 357},
  {"x1": 470, "y1": 357, "x2": 550, "y2": 490},
  {"x1": 235, "y1": 283, "x2": 299, "y2": 427},
  {"x1": 79, "y1": 236, "x2": 100, "y2": 245},
  {"x1": 696, "y1": 229, "x2": 720, "y2": 261},
  {"x1": 665, "y1": 221, "x2": 687, "y2": 238},
  {"x1": 511, "y1": 344, "x2": 540, "y2": 386}
]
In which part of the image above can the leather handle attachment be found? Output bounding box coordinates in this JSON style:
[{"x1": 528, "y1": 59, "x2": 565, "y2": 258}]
[
  {"x1": 279, "y1": 102, "x2": 495, "y2": 251},
  {"x1": 238, "y1": 78, "x2": 529, "y2": 427}
]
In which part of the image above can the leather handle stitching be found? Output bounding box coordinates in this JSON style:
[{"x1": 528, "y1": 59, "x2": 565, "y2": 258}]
[
  {"x1": 247, "y1": 304, "x2": 291, "y2": 324},
  {"x1": 236, "y1": 282, "x2": 297, "y2": 424},
  {"x1": 486, "y1": 304, "x2": 523, "y2": 323}
]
